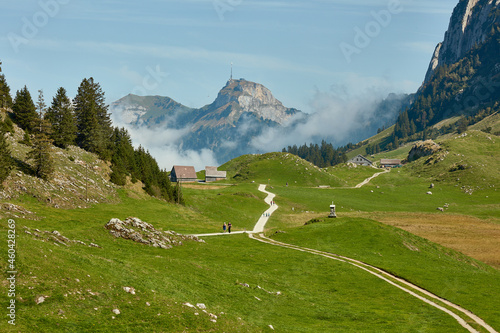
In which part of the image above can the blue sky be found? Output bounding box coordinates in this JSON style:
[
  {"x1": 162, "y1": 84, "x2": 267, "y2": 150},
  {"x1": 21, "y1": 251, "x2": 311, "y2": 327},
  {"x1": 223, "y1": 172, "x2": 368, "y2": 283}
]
[{"x1": 1, "y1": 0, "x2": 458, "y2": 113}]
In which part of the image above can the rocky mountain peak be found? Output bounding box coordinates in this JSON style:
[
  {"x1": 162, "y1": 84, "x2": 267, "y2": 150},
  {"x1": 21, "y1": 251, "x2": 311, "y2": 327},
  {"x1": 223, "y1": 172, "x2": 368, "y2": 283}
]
[
  {"x1": 424, "y1": 0, "x2": 500, "y2": 83},
  {"x1": 212, "y1": 79, "x2": 296, "y2": 125}
]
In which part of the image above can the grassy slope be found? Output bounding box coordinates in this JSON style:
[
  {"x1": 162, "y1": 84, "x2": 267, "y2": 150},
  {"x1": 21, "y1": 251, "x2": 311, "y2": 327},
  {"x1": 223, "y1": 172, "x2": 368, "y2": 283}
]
[
  {"x1": 270, "y1": 218, "x2": 500, "y2": 330},
  {"x1": 346, "y1": 126, "x2": 395, "y2": 160},
  {"x1": 1, "y1": 191, "x2": 462, "y2": 332},
  {"x1": 1, "y1": 113, "x2": 499, "y2": 331},
  {"x1": 220, "y1": 152, "x2": 350, "y2": 188},
  {"x1": 263, "y1": 129, "x2": 500, "y2": 329},
  {"x1": 470, "y1": 112, "x2": 500, "y2": 133}
]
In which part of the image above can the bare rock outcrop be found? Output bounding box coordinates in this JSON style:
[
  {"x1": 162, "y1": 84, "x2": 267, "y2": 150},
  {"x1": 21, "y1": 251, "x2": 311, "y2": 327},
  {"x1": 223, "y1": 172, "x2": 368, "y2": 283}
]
[
  {"x1": 105, "y1": 217, "x2": 203, "y2": 249},
  {"x1": 407, "y1": 140, "x2": 441, "y2": 162}
]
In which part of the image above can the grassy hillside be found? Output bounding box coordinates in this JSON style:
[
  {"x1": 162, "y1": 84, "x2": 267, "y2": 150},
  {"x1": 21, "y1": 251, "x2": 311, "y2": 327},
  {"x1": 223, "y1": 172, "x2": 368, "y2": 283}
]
[
  {"x1": 1, "y1": 191, "x2": 489, "y2": 332},
  {"x1": 221, "y1": 152, "x2": 354, "y2": 188},
  {"x1": 0, "y1": 115, "x2": 118, "y2": 213},
  {"x1": 1, "y1": 109, "x2": 499, "y2": 331},
  {"x1": 270, "y1": 218, "x2": 500, "y2": 330}
]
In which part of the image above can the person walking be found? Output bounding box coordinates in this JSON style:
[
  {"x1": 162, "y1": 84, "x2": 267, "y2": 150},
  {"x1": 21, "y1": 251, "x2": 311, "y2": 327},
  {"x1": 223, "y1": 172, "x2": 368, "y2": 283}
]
[
  {"x1": 223, "y1": 222, "x2": 227, "y2": 233},
  {"x1": 228, "y1": 222, "x2": 232, "y2": 233}
]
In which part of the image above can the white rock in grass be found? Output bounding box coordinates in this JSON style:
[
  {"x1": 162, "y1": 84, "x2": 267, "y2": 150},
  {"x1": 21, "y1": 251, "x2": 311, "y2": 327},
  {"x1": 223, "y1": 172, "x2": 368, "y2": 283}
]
[
  {"x1": 35, "y1": 296, "x2": 46, "y2": 304},
  {"x1": 269, "y1": 324, "x2": 275, "y2": 330},
  {"x1": 183, "y1": 302, "x2": 195, "y2": 308},
  {"x1": 112, "y1": 309, "x2": 120, "y2": 315},
  {"x1": 196, "y1": 303, "x2": 206, "y2": 309},
  {"x1": 123, "y1": 287, "x2": 136, "y2": 295}
]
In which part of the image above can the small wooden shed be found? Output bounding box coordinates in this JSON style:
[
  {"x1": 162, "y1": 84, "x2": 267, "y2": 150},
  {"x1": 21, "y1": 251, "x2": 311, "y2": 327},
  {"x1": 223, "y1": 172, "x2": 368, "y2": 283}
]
[
  {"x1": 205, "y1": 167, "x2": 227, "y2": 182},
  {"x1": 170, "y1": 166, "x2": 198, "y2": 183},
  {"x1": 380, "y1": 159, "x2": 402, "y2": 168}
]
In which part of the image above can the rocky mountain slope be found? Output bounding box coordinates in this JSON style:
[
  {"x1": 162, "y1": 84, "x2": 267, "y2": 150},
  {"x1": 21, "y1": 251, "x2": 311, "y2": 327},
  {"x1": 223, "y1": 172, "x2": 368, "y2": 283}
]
[
  {"x1": 0, "y1": 109, "x2": 119, "y2": 217},
  {"x1": 425, "y1": 0, "x2": 500, "y2": 83},
  {"x1": 112, "y1": 79, "x2": 304, "y2": 162},
  {"x1": 393, "y1": 0, "x2": 500, "y2": 142}
]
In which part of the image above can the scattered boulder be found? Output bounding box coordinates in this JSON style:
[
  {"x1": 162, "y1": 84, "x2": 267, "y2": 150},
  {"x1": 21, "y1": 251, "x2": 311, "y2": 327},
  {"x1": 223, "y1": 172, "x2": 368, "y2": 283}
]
[
  {"x1": 427, "y1": 192, "x2": 433, "y2": 195},
  {"x1": 407, "y1": 140, "x2": 441, "y2": 162},
  {"x1": 23, "y1": 227, "x2": 100, "y2": 248},
  {"x1": 123, "y1": 287, "x2": 136, "y2": 295},
  {"x1": 112, "y1": 309, "x2": 121, "y2": 315},
  {"x1": 35, "y1": 296, "x2": 47, "y2": 304},
  {"x1": 105, "y1": 217, "x2": 204, "y2": 249},
  {"x1": 437, "y1": 207, "x2": 445, "y2": 212}
]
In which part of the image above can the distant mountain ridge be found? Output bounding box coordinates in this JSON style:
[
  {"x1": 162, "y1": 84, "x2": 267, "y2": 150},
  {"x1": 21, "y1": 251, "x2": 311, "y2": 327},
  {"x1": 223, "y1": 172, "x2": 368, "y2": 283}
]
[
  {"x1": 112, "y1": 79, "x2": 304, "y2": 162},
  {"x1": 112, "y1": 78, "x2": 413, "y2": 164}
]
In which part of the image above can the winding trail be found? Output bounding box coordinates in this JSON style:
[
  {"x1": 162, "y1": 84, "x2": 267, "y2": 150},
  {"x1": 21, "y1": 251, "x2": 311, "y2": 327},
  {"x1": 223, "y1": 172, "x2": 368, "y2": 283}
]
[
  {"x1": 249, "y1": 185, "x2": 497, "y2": 333},
  {"x1": 353, "y1": 169, "x2": 390, "y2": 188},
  {"x1": 192, "y1": 172, "x2": 498, "y2": 332}
]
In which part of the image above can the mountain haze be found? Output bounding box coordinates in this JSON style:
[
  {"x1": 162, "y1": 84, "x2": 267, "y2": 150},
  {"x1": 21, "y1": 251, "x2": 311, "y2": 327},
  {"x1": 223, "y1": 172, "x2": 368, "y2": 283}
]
[{"x1": 112, "y1": 79, "x2": 305, "y2": 163}]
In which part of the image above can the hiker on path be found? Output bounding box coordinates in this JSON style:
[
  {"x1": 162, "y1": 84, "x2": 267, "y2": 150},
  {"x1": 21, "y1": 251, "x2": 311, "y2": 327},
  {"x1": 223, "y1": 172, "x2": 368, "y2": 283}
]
[
  {"x1": 223, "y1": 222, "x2": 227, "y2": 233},
  {"x1": 228, "y1": 222, "x2": 232, "y2": 233}
]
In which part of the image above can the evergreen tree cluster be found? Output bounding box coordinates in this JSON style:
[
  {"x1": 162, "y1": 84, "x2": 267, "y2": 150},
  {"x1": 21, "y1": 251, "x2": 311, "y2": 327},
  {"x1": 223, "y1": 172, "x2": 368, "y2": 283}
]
[
  {"x1": 109, "y1": 128, "x2": 180, "y2": 203},
  {"x1": 0, "y1": 62, "x2": 179, "y2": 203},
  {"x1": 282, "y1": 140, "x2": 348, "y2": 168}
]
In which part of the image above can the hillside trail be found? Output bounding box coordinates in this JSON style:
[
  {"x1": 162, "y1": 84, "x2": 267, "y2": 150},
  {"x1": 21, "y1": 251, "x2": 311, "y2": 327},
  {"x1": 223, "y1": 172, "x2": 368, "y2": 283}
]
[
  {"x1": 192, "y1": 173, "x2": 497, "y2": 331},
  {"x1": 248, "y1": 184, "x2": 497, "y2": 333},
  {"x1": 193, "y1": 169, "x2": 385, "y2": 238},
  {"x1": 353, "y1": 168, "x2": 390, "y2": 188}
]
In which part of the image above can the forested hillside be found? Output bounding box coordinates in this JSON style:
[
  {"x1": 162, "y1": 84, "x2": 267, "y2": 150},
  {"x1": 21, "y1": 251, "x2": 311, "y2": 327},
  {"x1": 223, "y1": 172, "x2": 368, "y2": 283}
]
[{"x1": 0, "y1": 61, "x2": 182, "y2": 204}]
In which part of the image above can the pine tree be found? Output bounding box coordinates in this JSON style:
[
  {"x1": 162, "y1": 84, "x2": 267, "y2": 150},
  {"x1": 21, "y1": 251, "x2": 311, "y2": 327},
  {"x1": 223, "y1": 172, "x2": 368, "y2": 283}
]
[
  {"x1": 0, "y1": 128, "x2": 13, "y2": 186},
  {"x1": 0, "y1": 61, "x2": 12, "y2": 108},
  {"x1": 28, "y1": 116, "x2": 54, "y2": 180},
  {"x1": 173, "y1": 181, "x2": 185, "y2": 205},
  {"x1": 45, "y1": 87, "x2": 77, "y2": 148},
  {"x1": 74, "y1": 78, "x2": 112, "y2": 159},
  {"x1": 12, "y1": 86, "x2": 38, "y2": 133},
  {"x1": 28, "y1": 94, "x2": 54, "y2": 180}
]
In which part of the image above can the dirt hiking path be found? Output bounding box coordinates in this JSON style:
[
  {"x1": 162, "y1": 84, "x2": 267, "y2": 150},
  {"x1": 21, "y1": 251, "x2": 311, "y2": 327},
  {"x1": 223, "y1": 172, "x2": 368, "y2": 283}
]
[{"x1": 249, "y1": 185, "x2": 497, "y2": 333}]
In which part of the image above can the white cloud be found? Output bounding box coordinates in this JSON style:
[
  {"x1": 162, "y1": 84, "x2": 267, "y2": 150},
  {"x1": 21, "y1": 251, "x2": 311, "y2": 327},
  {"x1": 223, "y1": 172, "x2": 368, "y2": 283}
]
[
  {"x1": 111, "y1": 106, "x2": 219, "y2": 171},
  {"x1": 249, "y1": 77, "x2": 401, "y2": 152}
]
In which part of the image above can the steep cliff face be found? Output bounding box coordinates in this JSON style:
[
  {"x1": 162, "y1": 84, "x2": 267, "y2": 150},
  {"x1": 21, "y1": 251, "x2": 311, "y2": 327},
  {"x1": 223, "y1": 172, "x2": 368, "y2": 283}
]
[
  {"x1": 424, "y1": 0, "x2": 500, "y2": 83},
  {"x1": 213, "y1": 79, "x2": 297, "y2": 124},
  {"x1": 393, "y1": 0, "x2": 500, "y2": 145}
]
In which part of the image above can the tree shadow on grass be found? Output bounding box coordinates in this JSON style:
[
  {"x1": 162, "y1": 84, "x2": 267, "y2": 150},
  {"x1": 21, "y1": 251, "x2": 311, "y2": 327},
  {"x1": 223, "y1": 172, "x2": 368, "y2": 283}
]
[{"x1": 13, "y1": 157, "x2": 35, "y2": 177}]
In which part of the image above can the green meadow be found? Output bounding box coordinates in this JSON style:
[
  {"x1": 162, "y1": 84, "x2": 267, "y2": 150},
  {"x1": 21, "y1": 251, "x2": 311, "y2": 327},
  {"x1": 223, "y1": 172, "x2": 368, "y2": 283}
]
[{"x1": 1, "y1": 130, "x2": 499, "y2": 332}]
